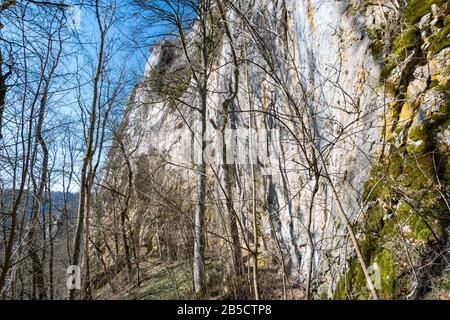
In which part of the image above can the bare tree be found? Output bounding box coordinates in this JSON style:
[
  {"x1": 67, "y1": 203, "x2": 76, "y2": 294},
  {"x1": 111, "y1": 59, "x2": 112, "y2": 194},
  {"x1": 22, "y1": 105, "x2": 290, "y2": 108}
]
[{"x1": 70, "y1": 0, "x2": 115, "y2": 300}]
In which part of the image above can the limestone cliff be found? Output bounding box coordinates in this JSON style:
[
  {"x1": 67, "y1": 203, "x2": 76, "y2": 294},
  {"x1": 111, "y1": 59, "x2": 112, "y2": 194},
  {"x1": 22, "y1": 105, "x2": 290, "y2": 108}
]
[{"x1": 95, "y1": 0, "x2": 449, "y2": 299}]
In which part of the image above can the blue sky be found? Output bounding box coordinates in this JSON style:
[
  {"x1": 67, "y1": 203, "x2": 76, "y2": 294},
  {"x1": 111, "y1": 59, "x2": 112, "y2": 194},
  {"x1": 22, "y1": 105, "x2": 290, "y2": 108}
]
[{"x1": 0, "y1": 0, "x2": 179, "y2": 192}]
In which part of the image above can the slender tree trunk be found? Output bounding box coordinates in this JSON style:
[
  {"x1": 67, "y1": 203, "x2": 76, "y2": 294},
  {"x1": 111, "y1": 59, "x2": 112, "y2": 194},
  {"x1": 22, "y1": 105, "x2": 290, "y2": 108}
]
[
  {"x1": 305, "y1": 165, "x2": 320, "y2": 300},
  {"x1": 242, "y1": 32, "x2": 260, "y2": 298},
  {"x1": 47, "y1": 177, "x2": 54, "y2": 300},
  {"x1": 250, "y1": 130, "x2": 260, "y2": 301},
  {"x1": 193, "y1": 97, "x2": 207, "y2": 298},
  {"x1": 247, "y1": 102, "x2": 260, "y2": 300},
  {"x1": 0, "y1": 50, "x2": 11, "y2": 142},
  {"x1": 82, "y1": 167, "x2": 93, "y2": 299},
  {"x1": 192, "y1": 0, "x2": 210, "y2": 299},
  {"x1": 70, "y1": 155, "x2": 89, "y2": 299},
  {"x1": 217, "y1": 0, "x2": 244, "y2": 289},
  {"x1": 322, "y1": 165, "x2": 380, "y2": 300},
  {"x1": 70, "y1": 1, "x2": 106, "y2": 299},
  {"x1": 27, "y1": 73, "x2": 54, "y2": 300},
  {"x1": 118, "y1": 137, "x2": 135, "y2": 283}
]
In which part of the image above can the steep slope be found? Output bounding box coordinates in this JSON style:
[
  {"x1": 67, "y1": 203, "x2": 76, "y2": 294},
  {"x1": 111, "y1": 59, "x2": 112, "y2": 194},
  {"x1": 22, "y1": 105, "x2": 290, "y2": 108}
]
[{"x1": 95, "y1": 0, "x2": 449, "y2": 299}]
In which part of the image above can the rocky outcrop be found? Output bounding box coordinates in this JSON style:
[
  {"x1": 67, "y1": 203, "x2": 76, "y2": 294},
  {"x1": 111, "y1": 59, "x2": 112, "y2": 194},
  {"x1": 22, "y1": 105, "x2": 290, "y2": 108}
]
[
  {"x1": 97, "y1": 0, "x2": 449, "y2": 299},
  {"x1": 335, "y1": 0, "x2": 450, "y2": 299}
]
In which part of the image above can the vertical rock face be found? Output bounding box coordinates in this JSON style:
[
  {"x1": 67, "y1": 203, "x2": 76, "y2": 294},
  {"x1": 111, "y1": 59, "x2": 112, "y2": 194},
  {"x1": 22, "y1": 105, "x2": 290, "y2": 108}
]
[{"x1": 100, "y1": 0, "x2": 449, "y2": 299}]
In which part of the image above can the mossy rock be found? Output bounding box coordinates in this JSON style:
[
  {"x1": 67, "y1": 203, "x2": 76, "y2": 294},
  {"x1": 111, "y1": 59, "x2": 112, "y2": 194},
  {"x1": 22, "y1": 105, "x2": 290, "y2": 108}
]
[
  {"x1": 404, "y1": 0, "x2": 447, "y2": 25},
  {"x1": 392, "y1": 26, "x2": 420, "y2": 56},
  {"x1": 370, "y1": 40, "x2": 385, "y2": 60},
  {"x1": 148, "y1": 65, "x2": 192, "y2": 100},
  {"x1": 445, "y1": 14, "x2": 450, "y2": 27},
  {"x1": 334, "y1": 258, "x2": 370, "y2": 300},
  {"x1": 381, "y1": 25, "x2": 421, "y2": 79},
  {"x1": 428, "y1": 22, "x2": 450, "y2": 55},
  {"x1": 372, "y1": 249, "x2": 397, "y2": 299},
  {"x1": 334, "y1": 248, "x2": 397, "y2": 300},
  {"x1": 440, "y1": 273, "x2": 450, "y2": 290},
  {"x1": 407, "y1": 125, "x2": 431, "y2": 154},
  {"x1": 337, "y1": 0, "x2": 450, "y2": 301},
  {"x1": 380, "y1": 1, "x2": 449, "y2": 79}
]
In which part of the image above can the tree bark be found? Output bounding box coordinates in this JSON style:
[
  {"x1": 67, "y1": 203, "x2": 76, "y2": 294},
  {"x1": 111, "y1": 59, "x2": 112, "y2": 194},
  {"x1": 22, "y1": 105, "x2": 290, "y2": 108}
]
[{"x1": 70, "y1": 0, "x2": 106, "y2": 299}]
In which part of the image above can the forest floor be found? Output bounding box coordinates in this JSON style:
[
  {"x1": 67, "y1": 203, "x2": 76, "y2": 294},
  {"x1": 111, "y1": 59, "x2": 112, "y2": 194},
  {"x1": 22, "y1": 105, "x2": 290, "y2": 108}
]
[
  {"x1": 122, "y1": 261, "x2": 193, "y2": 300},
  {"x1": 93, "y1": 257, "x2": 307, "y2": 300},
  {"x1": 94, "y1": 259, "x2": 193, "y2": 300}
]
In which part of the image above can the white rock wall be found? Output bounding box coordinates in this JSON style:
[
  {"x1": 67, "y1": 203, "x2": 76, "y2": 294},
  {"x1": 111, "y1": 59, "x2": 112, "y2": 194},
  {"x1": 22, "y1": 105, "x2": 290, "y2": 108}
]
[{"x1": 119, "y1": 0, "x2": 385, "y2": 295}]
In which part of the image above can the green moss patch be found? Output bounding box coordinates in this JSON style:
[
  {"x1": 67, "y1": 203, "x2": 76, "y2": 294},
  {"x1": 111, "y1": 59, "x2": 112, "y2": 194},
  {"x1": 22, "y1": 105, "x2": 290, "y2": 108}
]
[
  {"x1": 428, "y1": 23, "x2": 450, "y2": 55},
  {"x1": 341, "y1": 0, "x2": 450, "y2": 301},
  {"x1": 381, "y1": 25, "x2": 421, "y2": 79},
  {"x1": 404, "y1": 0, "x2": 447, "y2": 25}
]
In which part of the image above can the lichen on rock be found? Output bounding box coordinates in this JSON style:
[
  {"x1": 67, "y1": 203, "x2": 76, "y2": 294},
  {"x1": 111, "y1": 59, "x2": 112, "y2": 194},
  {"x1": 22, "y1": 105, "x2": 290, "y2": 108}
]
[{"x1": 335, "y1": 0, "x2": 450, "y2": 300}]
